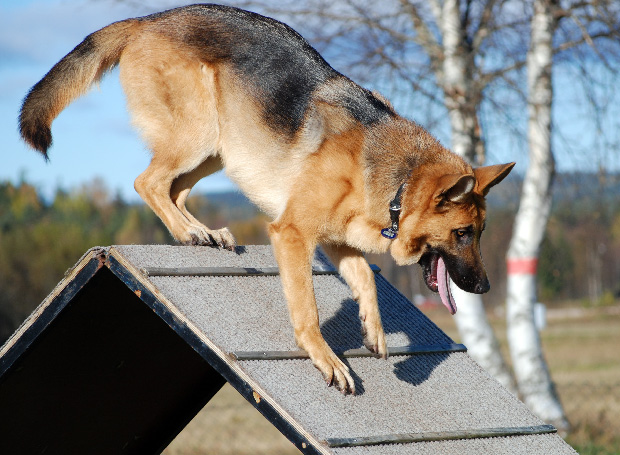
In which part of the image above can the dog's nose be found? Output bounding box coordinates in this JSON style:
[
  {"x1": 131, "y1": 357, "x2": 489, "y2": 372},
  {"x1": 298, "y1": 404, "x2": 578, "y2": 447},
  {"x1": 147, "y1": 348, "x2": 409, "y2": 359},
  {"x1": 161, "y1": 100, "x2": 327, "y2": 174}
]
[{"x1": 474, "y1": 278, "x2": 490, "y2": 294}]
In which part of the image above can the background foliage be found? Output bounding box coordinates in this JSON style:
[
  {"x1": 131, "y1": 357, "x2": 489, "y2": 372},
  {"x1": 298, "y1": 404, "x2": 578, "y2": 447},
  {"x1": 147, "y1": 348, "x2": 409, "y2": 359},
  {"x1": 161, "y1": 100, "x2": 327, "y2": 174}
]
[
  {"x1": 0, "y1": 178, "x2": 268, "y2": 341},
  {"x1": 2, "y1": 172, "x2": 619, "y2": 344}
]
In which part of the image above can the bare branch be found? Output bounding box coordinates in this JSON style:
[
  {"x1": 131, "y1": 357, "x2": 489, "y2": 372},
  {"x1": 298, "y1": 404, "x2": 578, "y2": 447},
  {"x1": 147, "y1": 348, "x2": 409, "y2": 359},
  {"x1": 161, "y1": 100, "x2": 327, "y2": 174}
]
[
  {"x1": 471, "y1": 0, "x2": 500, "y2": 53},
  {"x1": 570, "y1": 8, "x2": 598, "y2": 48},
  {"x1": 397, "y1": 0, "x2": 444, "y2": 64},
  {"x1": 554, "y1": 28, "x2": 620, "y2": 61},
  {"x1": 553, "y1": 0, "x2": 620, "y2": 70},
  {"x1": 427, "y1": 0, "x2": 443, "y2": 25},
  {"x1": 477, "y1": 58, "x2": 527, "y2": 90}
]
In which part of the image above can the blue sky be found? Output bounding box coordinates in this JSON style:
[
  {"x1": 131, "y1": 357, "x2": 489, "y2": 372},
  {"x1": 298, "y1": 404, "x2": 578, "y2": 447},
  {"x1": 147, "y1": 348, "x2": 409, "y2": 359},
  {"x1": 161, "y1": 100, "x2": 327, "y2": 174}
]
[
  {"x1": 2, "y1": 0, "x2": 619, "y2": 203},
  {"x1": 1, "y1": 0, "x2": 234, "y2": 202}
]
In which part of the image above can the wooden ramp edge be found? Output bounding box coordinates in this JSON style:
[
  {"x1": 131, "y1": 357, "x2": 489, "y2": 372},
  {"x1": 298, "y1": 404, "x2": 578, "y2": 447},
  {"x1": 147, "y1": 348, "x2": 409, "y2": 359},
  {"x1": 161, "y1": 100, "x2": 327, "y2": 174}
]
[{"x1": 0, "y1": 246, "x2": 577, "y2": 455}]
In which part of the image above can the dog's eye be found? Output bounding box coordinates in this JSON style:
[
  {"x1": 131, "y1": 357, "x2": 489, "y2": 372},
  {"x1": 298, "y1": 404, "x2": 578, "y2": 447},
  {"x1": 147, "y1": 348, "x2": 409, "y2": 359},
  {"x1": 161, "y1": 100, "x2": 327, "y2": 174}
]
[{"x1": 454, "y1": 227, "x2": 473, "y2": 241}]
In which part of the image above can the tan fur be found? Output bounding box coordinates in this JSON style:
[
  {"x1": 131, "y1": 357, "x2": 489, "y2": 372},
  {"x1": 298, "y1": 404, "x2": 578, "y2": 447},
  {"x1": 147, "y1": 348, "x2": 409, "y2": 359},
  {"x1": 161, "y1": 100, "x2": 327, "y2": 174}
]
[{"x1": 19, "y1": 8, "x2": 515, "y2": 394}]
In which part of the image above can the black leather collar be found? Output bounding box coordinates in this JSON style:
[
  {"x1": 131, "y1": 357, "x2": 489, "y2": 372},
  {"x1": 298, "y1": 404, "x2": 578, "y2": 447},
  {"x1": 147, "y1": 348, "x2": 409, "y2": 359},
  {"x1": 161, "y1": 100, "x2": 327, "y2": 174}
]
[{"x1": 380, "y1": 182, "x2": 407, "y2": 239}]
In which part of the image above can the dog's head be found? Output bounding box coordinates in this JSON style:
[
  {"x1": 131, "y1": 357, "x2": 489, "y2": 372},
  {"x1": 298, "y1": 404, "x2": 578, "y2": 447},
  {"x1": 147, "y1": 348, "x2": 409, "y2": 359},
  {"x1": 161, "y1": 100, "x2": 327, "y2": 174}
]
[{"x1": 390, "y1": 162, "x2": 515, "y2": 314}]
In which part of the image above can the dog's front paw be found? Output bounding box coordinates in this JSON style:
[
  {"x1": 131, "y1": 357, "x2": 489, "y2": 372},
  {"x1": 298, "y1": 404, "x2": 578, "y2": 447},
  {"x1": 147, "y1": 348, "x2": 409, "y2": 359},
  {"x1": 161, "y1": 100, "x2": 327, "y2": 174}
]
[
  {"x1": 360, "y1": 313, "x2": 388, "y2": 359},
  {"x1": 313, "y1": 349, "x2": 356, "y2": 395}
]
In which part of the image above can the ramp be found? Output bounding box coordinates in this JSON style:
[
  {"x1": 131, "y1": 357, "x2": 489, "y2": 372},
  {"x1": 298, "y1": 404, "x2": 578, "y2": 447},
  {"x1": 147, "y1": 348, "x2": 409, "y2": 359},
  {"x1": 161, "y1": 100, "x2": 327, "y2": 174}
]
[{"x1": 0, "y1": 245, "x2": 576, "y2": 454}]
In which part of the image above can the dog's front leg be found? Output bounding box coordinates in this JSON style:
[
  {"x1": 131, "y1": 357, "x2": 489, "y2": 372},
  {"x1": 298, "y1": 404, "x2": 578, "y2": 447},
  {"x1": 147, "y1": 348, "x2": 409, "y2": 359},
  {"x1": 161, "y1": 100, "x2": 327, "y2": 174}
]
[
  {"x1": 269, "y1": 220, "x2": 356, "y2": 394},
  {"x1": 322, "y1": 244, "x2": 388, "y2": 359}
]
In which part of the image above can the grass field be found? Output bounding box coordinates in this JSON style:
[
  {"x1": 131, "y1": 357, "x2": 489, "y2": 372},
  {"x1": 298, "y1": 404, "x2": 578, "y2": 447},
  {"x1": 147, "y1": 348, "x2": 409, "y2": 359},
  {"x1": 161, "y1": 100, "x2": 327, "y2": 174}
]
[
  {"x1": 430, "y1": 303, "x2": 620, "y2": 454},
  {"x1": 163, "y1": 303, "x2": 620, "y2": 455}
]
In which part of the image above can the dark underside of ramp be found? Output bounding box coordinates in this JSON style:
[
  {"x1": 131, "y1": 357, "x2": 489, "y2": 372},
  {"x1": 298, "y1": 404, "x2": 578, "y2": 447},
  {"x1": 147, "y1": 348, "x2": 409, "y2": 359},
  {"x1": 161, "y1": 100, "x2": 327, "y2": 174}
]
[
  {"x1": 0, "y1": 265, "x2": 225, "y2": 454},
  {"x1": 0, "y1": 246, "x2": 577, "y2": 455}
]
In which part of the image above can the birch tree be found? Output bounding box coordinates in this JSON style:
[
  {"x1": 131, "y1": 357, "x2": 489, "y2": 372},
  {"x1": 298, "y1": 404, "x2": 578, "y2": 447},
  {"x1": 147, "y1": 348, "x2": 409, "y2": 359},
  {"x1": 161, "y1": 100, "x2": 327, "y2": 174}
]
[
  {"x1": 505, "y1": 0, "x2": 567, "y2": 430},
  {"x1": 506, "y1": 0, "x2": 620, "y2": 431},
  {"x1": 432, "y1": 0, "x2": 518, "y2": 392}
]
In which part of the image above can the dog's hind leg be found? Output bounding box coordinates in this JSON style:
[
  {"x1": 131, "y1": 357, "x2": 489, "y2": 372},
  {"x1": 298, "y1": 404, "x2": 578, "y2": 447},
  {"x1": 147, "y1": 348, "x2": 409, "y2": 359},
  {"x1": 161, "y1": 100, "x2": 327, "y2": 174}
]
[
  {"x1": 170, "y1": 156, "x2": 236, "y2": 249},
  {"x1": 322, "y1": 244, "x2": 388, "y2": 359},
  {"x1": 120, "y1": 33, "x2": 227, "y2": 246},
  {"x1": 134, "y1": 154, "x2": 216, "y2": 246}
]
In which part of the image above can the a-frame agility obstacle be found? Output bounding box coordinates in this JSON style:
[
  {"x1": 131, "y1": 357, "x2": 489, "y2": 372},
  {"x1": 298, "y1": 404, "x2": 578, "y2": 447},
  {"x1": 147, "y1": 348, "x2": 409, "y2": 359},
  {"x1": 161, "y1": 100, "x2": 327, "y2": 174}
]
[{"x1": 0, "y1": 245, "x2": 576, "y2": 454}]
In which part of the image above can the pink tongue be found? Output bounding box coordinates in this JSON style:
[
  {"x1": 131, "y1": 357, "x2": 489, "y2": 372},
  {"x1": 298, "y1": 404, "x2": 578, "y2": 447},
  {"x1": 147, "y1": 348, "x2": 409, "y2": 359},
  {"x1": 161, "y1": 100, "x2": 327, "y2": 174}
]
[{"x1": 437, "y1": 257, "x2": 457, "y2": 315}]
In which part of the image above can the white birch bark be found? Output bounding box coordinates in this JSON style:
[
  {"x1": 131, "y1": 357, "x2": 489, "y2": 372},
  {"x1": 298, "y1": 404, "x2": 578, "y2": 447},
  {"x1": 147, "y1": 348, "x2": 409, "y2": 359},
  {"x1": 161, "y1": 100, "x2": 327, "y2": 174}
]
[
  {"x1": 506, "y1": 0, "x2": 568, "y2": 431},
  {"x1": 440, "y1": 0, "x2": 516, "y2": 393}
]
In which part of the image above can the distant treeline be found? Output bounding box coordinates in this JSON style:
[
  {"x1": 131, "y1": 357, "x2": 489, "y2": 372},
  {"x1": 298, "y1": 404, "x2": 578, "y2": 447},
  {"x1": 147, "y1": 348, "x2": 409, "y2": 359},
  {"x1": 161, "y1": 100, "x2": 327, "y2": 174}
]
[
  {"x1": 0, "y1": 179, "x2": 269, "y2": 343},
  {"x1": 1, "y1": 173, "x2": 619, "y2": 342}
]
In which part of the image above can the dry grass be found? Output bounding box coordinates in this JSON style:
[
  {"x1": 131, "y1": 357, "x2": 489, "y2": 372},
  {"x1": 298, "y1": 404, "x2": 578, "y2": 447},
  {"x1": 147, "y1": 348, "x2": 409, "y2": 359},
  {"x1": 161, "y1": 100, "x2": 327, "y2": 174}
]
[
  {"x1": 163, "y1": 384, "x2": 300, "y2": 455},
  {"x1": 427, "y1": 303, "x2": 620, "y2": 450},
  {"x1": 541, "y1": 307, "x2": 620, "y2": 449},
  {"x1": 163, "y1": 303, "x2": 620, "y2": 454}
]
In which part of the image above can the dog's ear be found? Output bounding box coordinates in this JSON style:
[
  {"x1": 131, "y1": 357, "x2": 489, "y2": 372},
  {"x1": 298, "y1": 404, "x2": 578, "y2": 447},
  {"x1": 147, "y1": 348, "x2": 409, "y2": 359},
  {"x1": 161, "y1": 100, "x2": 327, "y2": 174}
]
[
  {"x1": 434, "y1": 174, "x2": 476, "y2": 204},
  {"x1": 474, "y1": 162, "x2": 516, "y2": 196}
]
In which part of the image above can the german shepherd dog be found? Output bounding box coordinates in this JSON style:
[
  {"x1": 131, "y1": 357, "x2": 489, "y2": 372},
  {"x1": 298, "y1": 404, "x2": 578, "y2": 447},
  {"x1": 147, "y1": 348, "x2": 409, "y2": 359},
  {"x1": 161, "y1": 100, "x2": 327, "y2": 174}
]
[{"x1": 20, "y1": 4, "x2": 514, "y2": 394}]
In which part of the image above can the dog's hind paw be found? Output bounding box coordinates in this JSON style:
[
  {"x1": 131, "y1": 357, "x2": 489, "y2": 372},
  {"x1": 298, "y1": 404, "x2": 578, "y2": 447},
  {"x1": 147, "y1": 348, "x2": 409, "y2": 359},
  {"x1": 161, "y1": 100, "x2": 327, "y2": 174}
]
[
  {"x1": 207, "y1": 227, "x2": 236, "y2": 250},
  {"x1": 181, "y1": 226, "x2": 236, "y2": 250}
]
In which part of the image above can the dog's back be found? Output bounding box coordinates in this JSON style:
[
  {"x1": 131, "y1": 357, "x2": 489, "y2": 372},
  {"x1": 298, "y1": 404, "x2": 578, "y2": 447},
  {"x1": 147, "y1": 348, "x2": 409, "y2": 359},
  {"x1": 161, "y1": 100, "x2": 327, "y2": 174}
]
[
  {"x1": 152, "y1": 4, "x2": 337, "y2": 137},
  {"x1": 20, "y1": 5, "x2": 393, "y2": 155}
]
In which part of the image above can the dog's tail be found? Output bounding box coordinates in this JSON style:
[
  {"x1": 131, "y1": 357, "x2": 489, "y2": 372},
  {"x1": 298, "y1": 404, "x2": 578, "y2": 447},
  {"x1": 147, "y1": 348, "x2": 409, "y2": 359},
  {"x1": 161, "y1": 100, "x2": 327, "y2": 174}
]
[{"x1": 19, "y1": 19, "x2": 140, "y2": 159}]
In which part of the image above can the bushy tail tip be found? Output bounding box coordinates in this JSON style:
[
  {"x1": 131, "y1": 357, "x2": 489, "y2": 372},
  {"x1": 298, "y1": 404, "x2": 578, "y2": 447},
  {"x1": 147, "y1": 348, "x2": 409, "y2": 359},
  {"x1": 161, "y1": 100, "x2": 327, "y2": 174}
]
[{"x1": 19, "y1": 116, "x2": 52, "y2": 161}]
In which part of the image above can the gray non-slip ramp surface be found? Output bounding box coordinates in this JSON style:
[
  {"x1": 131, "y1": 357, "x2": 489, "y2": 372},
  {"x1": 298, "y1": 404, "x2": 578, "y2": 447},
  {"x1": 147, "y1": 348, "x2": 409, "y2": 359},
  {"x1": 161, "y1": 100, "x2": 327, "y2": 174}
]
[{"x1": 0, "y1": 245, "x2": 576, "y2": 454}]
